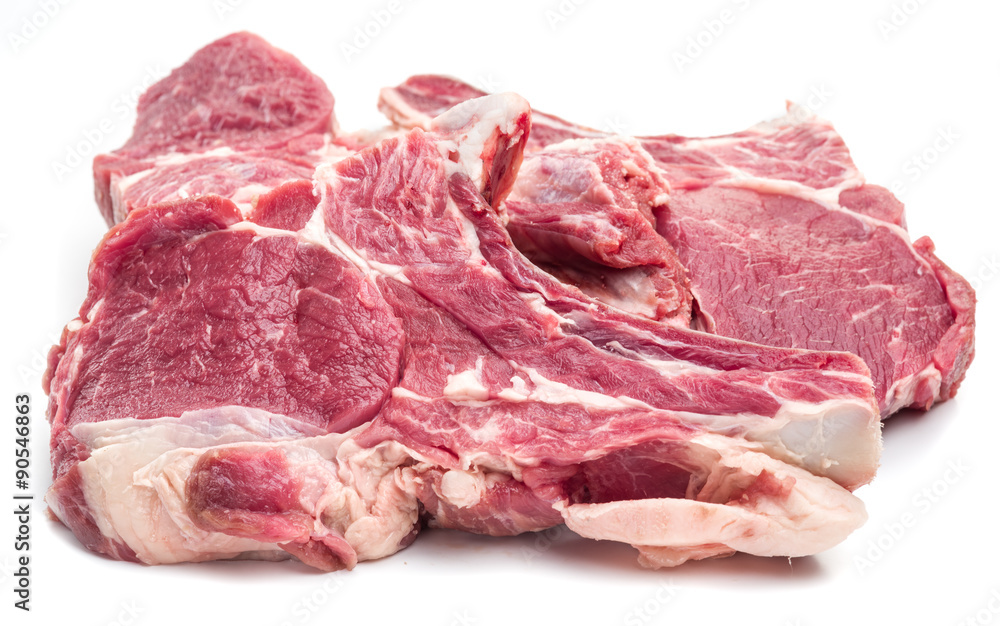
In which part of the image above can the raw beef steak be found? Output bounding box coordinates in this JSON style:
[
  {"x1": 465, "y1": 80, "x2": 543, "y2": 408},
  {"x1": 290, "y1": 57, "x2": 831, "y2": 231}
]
[
  {"x1": 642, "y1": 122, "x2": 975, "y2": 416},
  {"x1": 379, "y1": 75, "x2": 976, "y2": 417},
  {"x1": 93, "y1": 32, "x2": 343, "y2": 227},
  {"x1": 46, "y1": 41, "x2": 884, "y2": 570}
]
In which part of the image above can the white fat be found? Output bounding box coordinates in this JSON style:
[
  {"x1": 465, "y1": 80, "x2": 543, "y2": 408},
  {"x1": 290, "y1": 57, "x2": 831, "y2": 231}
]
[
  {"x1": 70, "y1": 406, "x2": 326, "y2": 448},
  {"x1": 432, "y1": 93, "x2": 529, "y2": 193},
  {"x1": 594, "y1": 269, "x2": 661, "y2": 319},
  {"x1": 152, "y1": 147, "x2": 237, "y2": 166},
  {"x1": 390, "y1": 386, "x2": 432, "y2": 402},
  {"x1": 743, "y1": 397, "x2": 882, "y2": 490},
  {"x1": 439, "y1": 469, "x2": 484, "y2": 508},
  {"x1": 557, "y1": 431, "x2": 868, "y2": 565},
  {"x1": 500, "y1": 367, "x2": 651, "y2": 410},
  {"x1": 85, "y1": 297, "x2": 103, "y2": 321},
  {"x1": 96, "y1": 447, "x2": 280, "y2": 563},
  {"x1": 882, "y1": 363, "x2": 943, "y2": 416},
  {"x1": 461, "y1": 420, "x2": 502, "y2": 445},
  {"x1": 113, "y1": 169, "x2": 154, "y2": 220},
  {"x1": 227, "y1": 220, "x2": 299, "y2": 239},
  {"x1": 455, "y1": 199, "x2": 489, "y2": 267},
  {"x1": 443, "y1": 357, "x2": 489, "y2": 401},
  {"x1": 718, "y1": 169, "x2": 872, "y2": 222},
  {"x1": 298, "y1": 199, "x2": 335, "y2": 247},
  {"x1": 59, "y1": 407, "x2": 425, "y2": 565},
  {"x1": 672, "y1": 134, "x2": 748, "y2": 152},
  {"x1": 307, "y1": 137, "x2": 356, "y2": 166},
  {"x1": 70, "y1": 408, "x2": 317, "y2": 564},
  {"x1": 228, "y1": 182, "x2": 276, "y2": 215},
  {"x1": 333, "y1": 438, "x2": 423, "y2": 558},
  {"x1": 496, "y1": 375, "x2": 531, "y2": 402},
  {"x1": 602, "y1": 341, "x2": 718, "y2": 376},
  {"x1": 378, "y1": 86, "x2": 434, "y2": 130},
  {"x1": 66, "y1": 344, "x2": 85, "y2": 381},
  {"x1": 520, "y1": 291, "x2": 574, "y2": 328},
  {"x1": 719, "y1": 171, "x2": 852, "y2": 209}
]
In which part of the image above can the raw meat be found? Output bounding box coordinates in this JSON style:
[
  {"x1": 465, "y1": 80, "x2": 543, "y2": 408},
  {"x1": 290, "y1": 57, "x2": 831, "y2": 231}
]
[
  {"x1": 503, "y1": 136, "x2": 692, "y2": 324},
  {"x1": 381, "y1": 80, "x2": 695, "y2": 324},
  {"x1": 378, "y1": 74, "x2": 605, "y2": 151},
  {"x1": 643, "y1": 123, "x2": 976, "y2": 416},
  {"x1": 311, "y1": 101, "x2": 879, "y2": 567},
  {"x1": 380, "y1": 76, "x2": 976, "y2": 417},
  {"x1": 45, "y1": 196, "x2": 405, "y2": 564},
  {"x1": 93, "y1": 32, "x2": 342, "y2": 226},
  {"x1": 46, "y1": 36, "x2": 885, "y2": 571}
]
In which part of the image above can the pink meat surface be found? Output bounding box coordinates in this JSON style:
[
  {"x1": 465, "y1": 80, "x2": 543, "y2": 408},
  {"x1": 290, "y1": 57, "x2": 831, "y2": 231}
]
[
  {"x1": 380, "y1": 75, "x2": 976, "y2": 417},
  {"x1": 504, "y1": 137, "x2": 692, "y2": 324},
  {"x1": 641, "y1": 119, "x2": 976, "y2": 416},
  {"x1": 46, "y1": 35, "x2": 913, "y2": 574},
  {"x1": 93, "y1": 32, "x2": 339, "y2": 227}
]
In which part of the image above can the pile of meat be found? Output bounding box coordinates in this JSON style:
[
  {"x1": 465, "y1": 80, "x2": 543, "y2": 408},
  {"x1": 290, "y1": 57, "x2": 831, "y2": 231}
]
[{"x1": 44, "y1": 32, "x2": 975, "y2": 571}]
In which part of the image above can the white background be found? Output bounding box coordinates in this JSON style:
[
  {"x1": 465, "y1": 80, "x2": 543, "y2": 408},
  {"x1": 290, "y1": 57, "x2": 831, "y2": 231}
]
[{"x1": 1, "y1": 1, "x2": 998, "y2": 624}]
